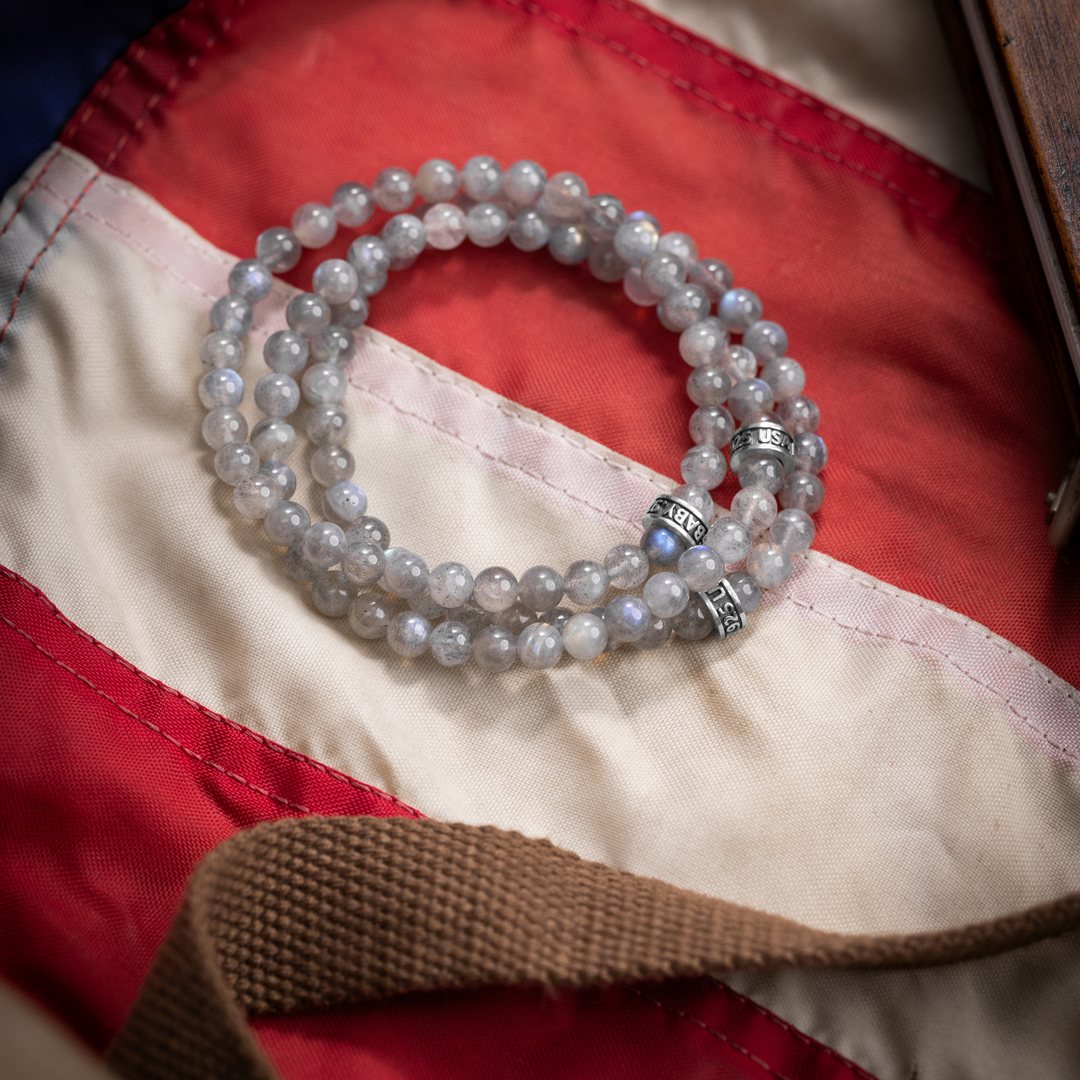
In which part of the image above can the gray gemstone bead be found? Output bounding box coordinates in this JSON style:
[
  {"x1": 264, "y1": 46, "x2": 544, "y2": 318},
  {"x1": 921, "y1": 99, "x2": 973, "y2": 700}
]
[
  {"x1": 284, "y1": 542, "x2": 318, "y2": 584},
  {"x1": 291, "y1": 203, "x2": 337, "y2": 248},
  {"x1": 737, "y1": 452, "x2": 785, "y2": 494},
  {"x1": 415, "y1": 159, "x2": 460, "y2": 203},
  {"x1": 731, "y1": 486, "x2": 777, "y2": 532},
  {"x1": 563, "y1": 559, "x2": 609, "y2": 606},
  {"x1": 373, "y1": 168, "x2": 415, "y2": 213},
  {"x1": 310, "y1": 326, "x2": 356, "y2": 366},
  {"x1": 312, "y1": 570, "x2": 356, "y2": 617},
  {"x1": 704, "y1": 517, "x2": 752, "y2": 563},
  {"x1": 517, "y1": 623, "x2": 563, "y2": 669},
  {"x1": 387, "y1": 612, "x2": 431, "y2": 658},
  {"x1": 264, "y1": 500, "x2": 310, "y2": 547},
  {"x1": 747, "y1": 539, "x2": 793, "y2": 588},
  {"x1": 312, "y1": 259, "x2": 359, "y2": 304},
  {"x1": 689, "y1": 405, "x2": 735, "y2": 448},
  {"x1": 518, "y1": 566, "x2": 565, "y2": 611},
  {"x1": 461, "y1": 156, "x2": 503, "y2": 201},
  {"x1": 605, "y1": 594, "x2": 650, "y2": 642},
  {"x1": 777, "y1": 395, "x2": 820, "y2": 435},
  {"x1": 228, "y1": 259, "x2": 273, "y2": 302},
  {"x1": 726, "y1": 569, "x2": 761, "y2": 613},
  {"x1": 430, "y1": 621, "x2": 473, "y2": 667},
  {"x1": 719, "y1": 288, "x2": 763, "y2": 332},
  {"x1": 382, "y1": 214, "x2": 426, "y2": 270},
  {"x1": 793, "y1": 432, "x2": 827, "y2": 474},
  {"x1": 643, "y1": 572, "x2": 689, "y2": 618},
  {"x1": 200, "y1": 331, "x2": 245, "y2": 370},
  {"x1": 347, "y1": 236, "x2": 392, "y2": 284},
  {"x1": 472, "y1": 625, "x2": 517, "y2": 672},
  {"x1": 258, "y1": 461, "x2": 296, "y2": 500},
  {"x1": 301, "y1": 364, "x2": 347, "y2": 405},
  {"x1": 679, "y1": 317, "x2": 728, "y2": 368},
  {"x1": 214, "y1": 442, "x2": 259, "y2": 484},
  {"x1": 681, "y1": 444, "x2": 726, "y2": 488},
  {"x1": 341, "y1": 540, "x2": 386, "y2": 586},
  {"x1": 613, "y1": 217, "x2": 659, "y2": 264},
  {"x1": 202, "y1": 406, "x2": 247, "y2": 450},
  {"x1": 671, "y1": 594, "x2": 714, "y2": 640},
  {"x1": 331, "y1": 293, "x2": 370, "y2": 329},
  {"x1": 760, "y1": 356, "x2": 806, "y2": 401},
  {"x1": 728, "y1": 378, "x2": 775, "y2": 421},
  {"x1": 301, "y1": 521, "x2": 347, "y2": 569},
  {"x1": 382, "y1": 548, "x2": 429, "y2": 598},
  {"x1": 687, "y1": 258, "x2": 733, "y2": 302},
  {"x1": 452, "y1": 599, "x2": 493, "y2": 636},
  {"x1": 508, "y1": 210, "x2": 550, "y2": 252},
  {"x1": 254, "y1": 373, "x2": 300, "y2": 418},
  {"x1": 548, "y1": 223, "x2": 587, "y2": 265},
  {"x1": 659, "y1": 284, "x2": 710, "y2": 331},
  {"x1": 623, "y1": 266, "x2": 658, "y2": 306},
  {"x1": 538, "y1": 607, "x2": 573, "y2": 630},
  {"x1": 632, "y1": 615, "x2": 672, "y2": 651},
  {"x1": 770, "y1": 507, "x2": 815, "y2": 554},
  {"x1": 657, "y1": 232, "x2": 698, "y2": 263},
  {"x1": 686, "y1": 364, "x2": 732, "y2": 407},
  {"x1": 424, "y1": 203, "x2": 468, "y2": 250},
  {"x1": 233, "y1": 474, "x2": 279, "y2": 519},
  {"x1": 780, "y1": 471, "x2": 825, "y2": 513},
  {"x1": 587, "y1": 241, "x2": 628, "y2": 282},
  {"x1": 263, "y1": 330, "x2": 308, "y2": 374},
  {"x1": 467, "y1": 203, "x2": 510, "y2": 247},
  {"x1": 330, "y1": 182, "x2": 375, "y2": 227},
  {"x1": 348, "y1": 592, "x2": 395, "y2": 639},
  {"x1": 722, "y1": 344, "x2": 758, "y2": 383},
  {"x1": 411, "y1": 595, "x2": 445, "y2": 627},
  {"x1": 473, "y1": 566, "x2": 518, "y2": 612},
  {"x1": 538, "y1": 171, "x2": 588, "y2": 222},
  {"x1": 346, "y1": 516, "x2": 390, "y2": 550},
  {"x1": 503, "y1": 160, "x2": 547, "y2": 207},
  {"x1": 256, "y1": 227, "x2": 302, "y2": 272},
  {"x1": 310, "y1": 444, "x2": 355, "y2": 486},
  {"x1": 428, "y1": 562, "x2": 474, "y2": 608},
  {"x1": 582, "y1": 194, "x2": 624, "y2": 241},
  {"x1": 603, "y1": 544, "x2": 649, "y2": 590},
  {"x1": 495, "y1": 602, "x2": 536, "y2": 637},
  {"x1": 210, "y1": 294, "x2": 253, "y2": 336},
  {"x1": 285, "y1": 293, "x2": 331, "y2": 336},
  {"x1": 743, "y1": 320, "x2": 788, "y2": 361},
  {"x1": 324, "y1": 480, "x2": 367, "y2": 523},
  {"x1": 562, "y1": 612, "x2": 608, "y2": 660},
  {"x1": 678, "y1": 544, "x2": 724, "y2": 592},
  {"x1": 641, "y1": 251, "x2": 686, "y2": 297},
  {"x1": 305, "y1": 404, "x2": 350, "y2": 446}
]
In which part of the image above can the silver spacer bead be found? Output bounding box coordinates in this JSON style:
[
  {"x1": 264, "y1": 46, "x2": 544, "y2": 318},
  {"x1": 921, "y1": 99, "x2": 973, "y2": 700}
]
[
  {"x1": 728, "y1": 420, "x2": 796, "y2": 475},
  {"x1": 698, "y1": 577, "x2": 748, "y2": 640},
  {"x1": 641, "y1": 493, "x2": 710, "y2": 548}
]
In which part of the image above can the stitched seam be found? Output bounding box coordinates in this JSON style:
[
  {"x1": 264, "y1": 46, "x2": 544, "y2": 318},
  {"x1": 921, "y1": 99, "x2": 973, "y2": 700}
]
[
  {"x1": 497, "y1": 0, "x2": 997, "y2": 259},
  {"x1": 0, "y1": 564, "x2": 423, "y2": 816},
  {"x1": 707, "y1": 979, "x2": 878, "y2": 1079},
  {"x1": 627, "y1": 986, "x2": 794, "y2": 1080},
  {"x1": 0, "y1": 0, "x2": 244, "y2": 348},
  {"x1": 0, "y1": 611, "x2": 310, "y2": 814}
]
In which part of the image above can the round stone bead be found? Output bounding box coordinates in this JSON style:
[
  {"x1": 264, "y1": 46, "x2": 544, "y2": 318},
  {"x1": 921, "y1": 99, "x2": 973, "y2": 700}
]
[
  {"x1": 415, "y1": 158, "x2": 460, "y2": 203},
  {"x1": 348, "y1": 592, "x2": 395, "y2": 639},
  {"x1": 728, "y1": 378, "x2": 776, "y2": 421},
  {"x1": 605, "y1": 595, "x2": 650, "y2": 642},
  {"x1": 256, "y1": 226, "x2": 302, "y2": 272},
  {"x1": 623, "y1": 266, "x2": 658, "y2": 306},
  {"x1": 640, "y1": 525, "x2": 684, "y2": 568},
  {"x1": 386, "y1": 612, "x2": 431, "y2": 658},
  {"x1": 301, "y1": 364, "x2": 347, "y2": 405},
  {"x1": 284, "y1": 543, "x2": 318, "y2": 584},
  {"x1": 747, "y1": 539, "x2": 793, "y2": 588},
  {"x1": 517, "y1": 623, "x2": 563, "y2": 669},
  {"x1": 678, "y1": 317, "x2": 727, "y2": 368},
  {"x1": 346, "y1": 516, "x2": 390, "y2": 551},
  {"x1": 202, "y1": 406, "x2": 247, "y2": 450},
  {"x1": 680, "y1": 444, "x2": 727, "y2": 488},
  {"x1": 233, "y1": 474, "x2": 279, "y2": 519},
  {"x1": 341, "y1": 540, "x2": 386, "y2": 586},
  {"x1": 508, "y1": 210, "x2": 550, "y2": 252},
  {"x1": 603, "y1": 544, "x2": 649, "y2": 590},
  {"x1": 657, "y1": 232, "x2": 698, "y2": 263},
  {"x1": 722, "y1": 344, "x2": 758, "y2": 383},
  {"x1": 518, "y1": 566, "x2": 565, "y2": 611},
  {"x1": 373, "y1": 167, "x2": 415, "y2": 212},
  {"x1": 719, "y1": 288, "x2": 763, "y2": 332},
  {"x1": 312, "y1": 259, "x2": 358, "y2": 304},
  {"x1": 382, "y1": 214, "x2": 426, "y2": 270},
  {"x1": 472, "y1": 625, "x2": 517, "y2": 672},
  {"x1": 263, "y1": 329, "x2": 308, "y2": 374},
  {"x1": 428, "y1": 562, "x2": 474, "y2": 608},
  {"x1": 686, "y1": 364, "x2": 731, "y2": 407},
  {"x1": 312, "y1": 570, "x2": 355, "y2": 618},
  {"x1": 305, "y1": 403, "x2": 350, "y2": 446},
  {"x1": 740, "y1": 409, "x2": 784, "y2": 429},
  {"x1": 382, "y1": 548, "x2": 429, "y2": 598},
  {"x1": 586, "y1": 241, "x2": 628, "y2": 282},
  {"x1": 258, "y1": 461, "x2": 296, "y2": 500},
  {"x1": 292, "y1": 203, "x2": 336, "y2": 248},
  {"x1": 643, "y1": 571, "x2": 689, "y2": 618},
  {"x1": 590, "y1": 607, "x2": 621, "y2": 653},
  {"x1": 347, "y1": 236, "x2": 392, "y2": 285},
  {"x1": 210, "y1": 294, "x2": 253, "y2": 336},
  {"x1": 737, "y1": 452, "x2": 785, "y2": 495},
  {"x1": 430, "y1": 621, "x2": 472, "y2": 667},
  {"x1": 613, "y1": 217, "x2": 659, "y2": 264},
  {"x1": 539, "y1": 607, "x2": 574, "y2": 630},
  {"x1": 705, "y1": 517, "x2": 752, "y2": 563},
  {"x1": 310, "y1": 326, "x2": 355, "y2": 366},
  {"x1": 771, "y1": 507, "x2": 815, "y2": 554},
  {"x1": 582, "y1": 193, "x2": 624, "y2": 241},
  {"x1": 689, "y1": 405, "x2": 735, "y2": 448},
  {"x1": 671, "y1": 483, "x2": 714, "y2": 522},
  {"x1": 672, "y1": 594, "x2": 714, "y2": 640},
  {"x1": 563, "y1": 559, "x2": 609, "y2": 606},
  {"x1": 562, "y1": 612, "x2": 608, "y2": 660},
  {"x1": 760, "y1": 356, "x2": 805, "y2": 401},
  {"x1": 330, "y1": 181, "x2": 375, "y2": 227},
  {"x1": 324, "y1": 480, "x2": 367, "y2": 523},
  {"x1": 200, "y1": 331, "x2": 245, "y2": 370},
  {"x1": 331, "y1": 294, "x2": 370, "y2": 329},
  {"x1": 744, "y1": 320, "x2": 788, "y2": 362},
  {"x1": 495, "y1": 602, "x2": 535, "y2": 637},
  {"x1": 539, "y1": 171, "x2": 588, "y2": 222},
  {"x1": 461, "y1": 155, "x2": 503, "y2": 201},
  {"x1": 780, "y1": 471, "x2": 825, "y2": 513},
  {"x1": 285, "y1": 293, "x2": 331, "y2": 336},
  {"x1": 301, "y1": 521, "x2": 347, "y2": 569},
  {"x1": 423, "y1": 203, "x2": 468, "y2": 250},
  {"x1": 625, "y1": 210, "x2": 660, "y2": 229},
  {"x1": 228, "y1": 259, "x2": 273, "y2": 302},
  {"x1": 688, "y1": 258, "x2": 733, "y2": 302},
  {"x1": 641, "y1": 251, "x2": 686, "y2": 298},
  {"x1": 793, "y1": 432, "x2": 827, "y2": 474},
  {"x1": 731, "y1": 486, "x2": 777, "y2": 532},
  {"x1": 453, "y1": 599, "x2": 492, "y2": 636},
  {"x1": 264, "y1": 500, "x2": 310, "y2": 547},
  {"x1": 311, "y1": 444, "x2": 355, "y2": 486},
  {"x1": 472, "y1": 566, "x2": 518, "y2": 612},
  {"x1": 632, "y1": 616, "x2": 672, "y2": 651},
  {"x1": 214, "y1": 441, "x2": 259, "y2": 484},
  {"x1": 360, "y1": 270, "x2": 388, "y2": 298},
  {"x1": 254, "y1": 373, "x2": 299, "y2": 418},
  {"x1": 726, "y1": 570, "x2": 762, "y2": 613},
  {"x1": 503, "y1": 160, "x2": 547, "y2": 207},
  {"x1": 548, "y1": 223, "x2": 588, "y2": 265},
  {"x1": 466, "y1": 203, "x2": 510, "y2": 247},
  {"x1": 678, "y1": 545, "x2": 724, "y2": 592}
]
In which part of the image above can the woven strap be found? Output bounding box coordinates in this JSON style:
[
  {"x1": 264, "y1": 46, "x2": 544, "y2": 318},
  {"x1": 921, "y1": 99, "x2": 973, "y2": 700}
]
[{"x1": 107, "y1": 816, "x2": 1080, "y2": 1080}]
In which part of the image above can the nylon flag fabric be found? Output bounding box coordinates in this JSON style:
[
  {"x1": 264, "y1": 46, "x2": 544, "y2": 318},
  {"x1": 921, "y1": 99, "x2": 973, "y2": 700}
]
[{"x1": 1, "y1": 1, "x2": 1079, "y2": 1078}]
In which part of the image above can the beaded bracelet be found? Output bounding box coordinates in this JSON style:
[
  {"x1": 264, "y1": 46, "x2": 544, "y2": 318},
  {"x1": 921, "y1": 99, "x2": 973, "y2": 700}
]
[{"x1": 196, "y1": 157, "x2": 827, "y2": 671}]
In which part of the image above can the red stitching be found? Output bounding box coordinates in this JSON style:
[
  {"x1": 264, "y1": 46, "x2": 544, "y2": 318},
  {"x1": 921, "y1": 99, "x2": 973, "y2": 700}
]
[
  {"x1": 0, "y1": 611, "x2": 310, "y2": 815},
  {"x1": 496, "y1": 0, "x2": 998, "y2": 260},
  {"x1": 0, "y1": 564, "x2": 423, "y2": 818},
  {"x1": 626, "y1": 986, "x2": 795, "y2": 1080},
  {"x1": 709, "y1": 979, "x2": 879, "y2": 1079}
]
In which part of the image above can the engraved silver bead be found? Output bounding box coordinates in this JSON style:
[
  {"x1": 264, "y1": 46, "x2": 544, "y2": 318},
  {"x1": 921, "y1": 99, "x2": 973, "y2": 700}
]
[
  {"x1": 728, "y1": 420, "x2": 796, "y2": 475},
  {"x1": 640, "y1": 493, "x2": 710, "y2": 549},
  {"x1": 698, "y1": 577, "x2": 748, "y2": 640}
]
